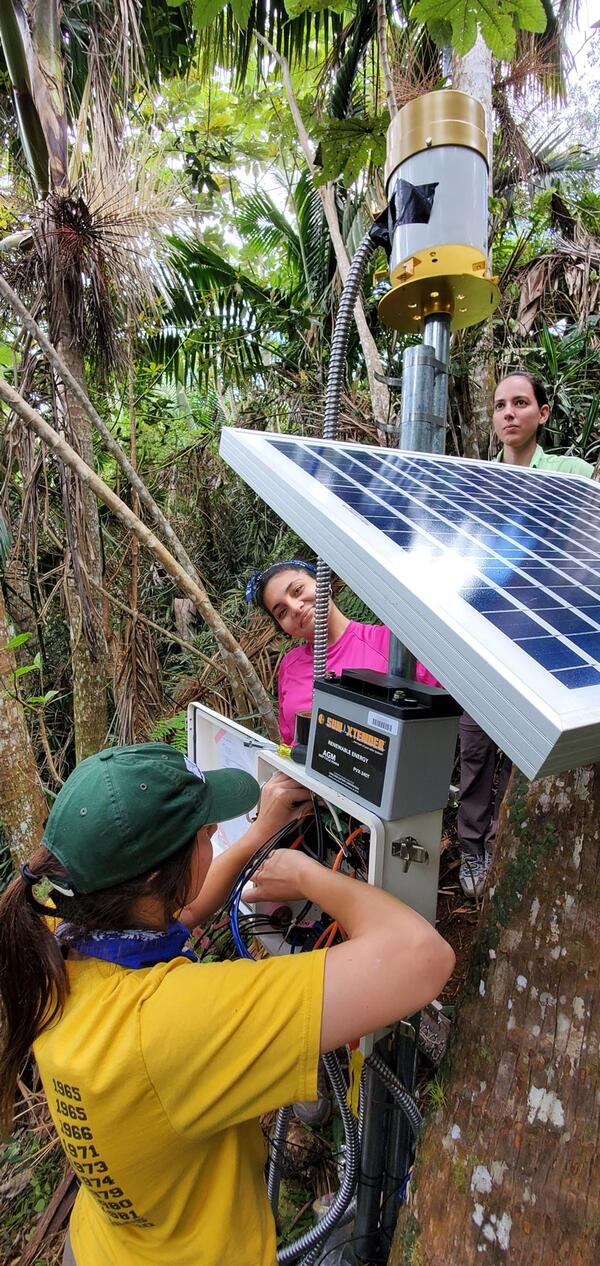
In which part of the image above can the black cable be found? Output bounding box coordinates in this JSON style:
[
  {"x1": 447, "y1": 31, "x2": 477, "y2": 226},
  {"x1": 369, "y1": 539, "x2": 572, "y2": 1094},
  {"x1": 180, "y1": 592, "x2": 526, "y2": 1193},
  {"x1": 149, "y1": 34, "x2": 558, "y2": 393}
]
[{"x1": 311, "y1": 793, "x2": 326, "y2": 863}]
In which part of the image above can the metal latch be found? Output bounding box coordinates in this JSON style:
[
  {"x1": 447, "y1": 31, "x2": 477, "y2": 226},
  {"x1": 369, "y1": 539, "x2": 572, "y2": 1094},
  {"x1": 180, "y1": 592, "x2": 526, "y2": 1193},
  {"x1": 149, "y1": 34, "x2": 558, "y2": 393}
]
[{"x1": 391, "y1": 836, "x2": 430, "y2": 872}]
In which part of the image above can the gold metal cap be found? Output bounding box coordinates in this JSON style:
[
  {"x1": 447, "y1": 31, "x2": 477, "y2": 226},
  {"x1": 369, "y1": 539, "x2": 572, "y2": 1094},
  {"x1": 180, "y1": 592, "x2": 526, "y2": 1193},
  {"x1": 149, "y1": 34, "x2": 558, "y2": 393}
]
[
  {"x1": 377, "y1": 244, "x2": 500, "y2": 333},
  {"x1": 385, "y1": 90, "x2": 488, "y2": 186}
]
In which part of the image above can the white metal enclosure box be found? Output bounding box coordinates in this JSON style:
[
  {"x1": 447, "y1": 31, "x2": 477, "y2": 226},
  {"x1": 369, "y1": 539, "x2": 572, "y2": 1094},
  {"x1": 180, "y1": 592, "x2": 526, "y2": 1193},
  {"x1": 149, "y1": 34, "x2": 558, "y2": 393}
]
[{"x1": 187, "y1": 701, "x2": 446, "y2": 933}]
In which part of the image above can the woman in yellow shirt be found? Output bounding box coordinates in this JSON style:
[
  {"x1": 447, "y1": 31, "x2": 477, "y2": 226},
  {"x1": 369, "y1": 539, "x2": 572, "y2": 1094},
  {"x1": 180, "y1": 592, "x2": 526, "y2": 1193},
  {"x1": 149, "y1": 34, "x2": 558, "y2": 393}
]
[{"x1": 0, "y1": 742, "x2": 454, "y2": 1266}]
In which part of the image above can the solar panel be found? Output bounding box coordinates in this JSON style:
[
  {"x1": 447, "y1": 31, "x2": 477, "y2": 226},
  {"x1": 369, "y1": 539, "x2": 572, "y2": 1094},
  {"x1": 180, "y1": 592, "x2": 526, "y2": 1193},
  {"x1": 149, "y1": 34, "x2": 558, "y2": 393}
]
[{"x1": 220, "y1": 429, "x2": 600, "y2": 779}]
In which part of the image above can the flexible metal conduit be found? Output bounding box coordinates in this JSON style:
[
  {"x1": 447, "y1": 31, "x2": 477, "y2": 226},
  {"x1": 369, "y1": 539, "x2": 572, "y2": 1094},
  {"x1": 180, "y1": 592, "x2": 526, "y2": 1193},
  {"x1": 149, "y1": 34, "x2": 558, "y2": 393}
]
[
  {"x1": 367, "y1": 1051, "x2": 422, "y2": 1137},
  {"x1": 299, "y1": 1201, "x2": 357, "y2": 1266},
  {"x1": 312, "y1": 231, "x2": 379, "y2": 681},
  {"x1": 277, "y1": 1052, "x2": 360, "y2": 1264},
  {"x1": 268, "y1": 1105, "x2": 293, "y2": 1214}
]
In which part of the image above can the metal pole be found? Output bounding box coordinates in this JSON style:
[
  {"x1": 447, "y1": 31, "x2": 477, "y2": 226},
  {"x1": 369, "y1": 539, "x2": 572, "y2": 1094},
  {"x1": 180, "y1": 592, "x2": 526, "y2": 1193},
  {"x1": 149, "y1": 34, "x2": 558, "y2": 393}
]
[
  {"x1": 365, "y1": 311, "x2": 453, "y2": 1249},
  {"x1": 352, "y1": 1049, "x2": 391, "y2": 1262},
  {"x1": 388, "y1": 312, "x2": 451, "y2": 675},
  {"x1": 380, "y1": 1019, "x2": 419, "y2": 1246},
  {"x1": 424, "y1": 313, "x2": 451, "y2": 451}
]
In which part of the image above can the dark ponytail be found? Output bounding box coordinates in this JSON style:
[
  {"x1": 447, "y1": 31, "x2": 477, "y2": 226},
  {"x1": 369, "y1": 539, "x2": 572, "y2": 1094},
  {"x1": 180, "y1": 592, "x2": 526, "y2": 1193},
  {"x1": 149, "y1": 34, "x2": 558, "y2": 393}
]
[
  {"x1": 0, "y1": 865, "x2": 67, "y2": 1137},
  {"x1": 0, "y1": 838, "x2": 197, "y2": 1138}
]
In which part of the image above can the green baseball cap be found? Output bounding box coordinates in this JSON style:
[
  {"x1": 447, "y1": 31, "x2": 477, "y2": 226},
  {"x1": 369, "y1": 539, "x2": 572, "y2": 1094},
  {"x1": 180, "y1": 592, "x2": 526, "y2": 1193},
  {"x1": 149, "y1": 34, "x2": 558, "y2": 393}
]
[{"x1": 42, "y1": 742, "x2": 260, "y2": 893}]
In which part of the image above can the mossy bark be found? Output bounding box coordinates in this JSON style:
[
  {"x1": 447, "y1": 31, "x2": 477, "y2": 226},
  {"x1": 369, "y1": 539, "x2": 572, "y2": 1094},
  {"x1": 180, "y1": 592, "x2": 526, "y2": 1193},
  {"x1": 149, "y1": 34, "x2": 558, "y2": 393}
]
[
  {"x1": 0, "y1": 587, "x2": 47, "y2": 866},
  {"x1": 55, "y1": 314, "x2": 109, "y2": 763},
  {"x1": 392, "y1": 763, "x2": 600, "y2": 1265}
]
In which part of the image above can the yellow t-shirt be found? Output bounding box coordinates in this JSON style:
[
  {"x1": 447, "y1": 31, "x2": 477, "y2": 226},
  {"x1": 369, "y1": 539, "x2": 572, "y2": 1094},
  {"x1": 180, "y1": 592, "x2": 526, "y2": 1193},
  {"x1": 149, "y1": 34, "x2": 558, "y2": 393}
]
[{"x1": 34, "y1": 949, "x2": 325, "y2": 1266}]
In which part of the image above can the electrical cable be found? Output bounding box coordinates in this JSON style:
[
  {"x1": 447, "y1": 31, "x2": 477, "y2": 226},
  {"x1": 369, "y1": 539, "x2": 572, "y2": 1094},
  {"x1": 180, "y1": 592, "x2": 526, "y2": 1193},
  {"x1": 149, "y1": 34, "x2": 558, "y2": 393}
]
[
  {"x1": 277, "y1": 1052, "x2": 359, "y2": 1264},
  {"x1": 311, "y1": 793, "x2": 326, "y2": 862},
  {"x1": 327, "y1": 803, "x2": 344, "y2": 845},
  {"x1": 313, "y1": 229, "x2": 380, "y2": 681},
  {"x1": 365, "y1": 1052, "x2": 422, "y2": 1138},
  {"x1": 267, "y1": 1105, "x2": 292, "y2": 1217}
]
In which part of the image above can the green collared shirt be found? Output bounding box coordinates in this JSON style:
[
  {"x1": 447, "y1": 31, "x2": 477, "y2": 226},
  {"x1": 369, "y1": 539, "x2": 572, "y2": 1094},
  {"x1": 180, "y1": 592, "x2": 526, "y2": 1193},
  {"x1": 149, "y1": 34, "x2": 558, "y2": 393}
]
[{"x1": 494, "y1": 443, "x2": 594, "y2": 478}]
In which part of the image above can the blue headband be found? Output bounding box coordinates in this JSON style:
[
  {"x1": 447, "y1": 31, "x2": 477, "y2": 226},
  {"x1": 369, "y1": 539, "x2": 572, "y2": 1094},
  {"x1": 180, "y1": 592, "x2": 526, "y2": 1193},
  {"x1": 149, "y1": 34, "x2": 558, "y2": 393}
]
[{"x1": 245, "y1": 560, "x2": 317, "y2": 608}]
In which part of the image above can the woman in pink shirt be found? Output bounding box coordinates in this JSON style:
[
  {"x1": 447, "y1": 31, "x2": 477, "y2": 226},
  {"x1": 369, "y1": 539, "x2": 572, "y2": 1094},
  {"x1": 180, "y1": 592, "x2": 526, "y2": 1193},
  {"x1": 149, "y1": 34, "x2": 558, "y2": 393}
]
[{"x1": 246, "y1": 560, "x2": 438, "y2": 745}]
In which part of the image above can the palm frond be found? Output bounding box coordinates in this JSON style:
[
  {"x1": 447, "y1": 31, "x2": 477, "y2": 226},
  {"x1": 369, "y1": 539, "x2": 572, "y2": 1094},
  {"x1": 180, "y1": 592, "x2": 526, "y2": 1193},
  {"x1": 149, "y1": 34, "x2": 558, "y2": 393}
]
[
  {"x1": 294, "y1": 171, "x2": 331, "y2": 304},
  {"x1": 236, "y1": 190, "x2": 304, "y2": 277},
  {"x1": 327, "y1": 0, "x2": 377, "y2": 120},
  {"x1": 195, "y1": 2, "x2": 346, "y2": 86},
  {"x1": 148, "y1": 234, "x2": 309, "y2": 389},
  {"x1": 513, "y1": 0, "x2": 571, "y2": 101}
]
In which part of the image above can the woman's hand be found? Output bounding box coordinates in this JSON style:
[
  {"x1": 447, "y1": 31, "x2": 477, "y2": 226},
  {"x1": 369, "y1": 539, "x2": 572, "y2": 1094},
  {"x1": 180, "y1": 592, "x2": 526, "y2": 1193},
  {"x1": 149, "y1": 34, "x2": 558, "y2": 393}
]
[
  {"x1": 243, "y1": 849, "x2": 316, "y2": 905},
  {"x1": 253, "y1": 772, "x2": 312, "y2": 839}
]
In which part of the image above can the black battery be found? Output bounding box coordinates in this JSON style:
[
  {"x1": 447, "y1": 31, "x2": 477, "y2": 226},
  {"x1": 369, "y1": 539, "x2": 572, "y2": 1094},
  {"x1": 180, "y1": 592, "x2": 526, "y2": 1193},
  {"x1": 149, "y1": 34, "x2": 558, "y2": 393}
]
[{"x1": 306, "y1": 669, "x2": 461, "y2": 819}]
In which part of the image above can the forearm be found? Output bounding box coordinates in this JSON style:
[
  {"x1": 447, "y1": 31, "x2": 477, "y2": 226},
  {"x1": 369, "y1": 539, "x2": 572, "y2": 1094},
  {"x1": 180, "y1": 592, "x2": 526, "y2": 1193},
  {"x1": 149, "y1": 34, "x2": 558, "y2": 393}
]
[
  {"x1": 313, "y1": 863, "x2": 454, "y2": 1050},
  {"x1": 299, "y1": 860, "x2": 428, "y2": 944},
  {"x1": 180, "y1": 823, "x2": 269, "y2": 928}
]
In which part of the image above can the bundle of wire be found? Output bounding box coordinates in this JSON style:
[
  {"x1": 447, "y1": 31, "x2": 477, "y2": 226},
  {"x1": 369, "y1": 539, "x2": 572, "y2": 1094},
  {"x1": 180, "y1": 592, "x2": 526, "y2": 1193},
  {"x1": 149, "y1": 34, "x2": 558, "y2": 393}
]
[
  {"x1": 226, "y1": 813, "x2": 369, "y2": 959},
  {"x1": 224, "y1": 817, "x2": 311, "y2": 960}
]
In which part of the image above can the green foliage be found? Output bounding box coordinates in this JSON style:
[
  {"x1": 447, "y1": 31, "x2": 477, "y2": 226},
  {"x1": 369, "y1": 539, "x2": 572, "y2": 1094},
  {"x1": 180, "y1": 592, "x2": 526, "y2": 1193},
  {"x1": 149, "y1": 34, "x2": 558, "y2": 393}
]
[
  {"x1": 424, "y1": 1073, "x2": 448, "y2": 1111},
  {"x1": 412, "y1": 0, "x2": 546, "y2": 59},
  {"x1": 193, "y1": 0, "x2": 228, "y2": 30},
  {"x1": 276, "y1": 1184, "x2": 314, "y2": 1246},
  {"x1": 155, "y1": 234, "x2": 309, "y2": 388},
  {"x1": 312, "y1": 111, "x2": 388, "y2": 186},
  {"x1": 286, "y1": 0, "x2": 347, "y2": 13},
  {"x1": 0, "y1": 634, "x2": 61, "y2": 711},
  {"x1": 190, "y1": 0, "x2": 346, "y2": 85},
  {"x1": 0, "y1": 1133, "x2": 65, "y2": 1258},
  {"x1": 149, "y1": 710, "x2": 188, "y2": 753}
]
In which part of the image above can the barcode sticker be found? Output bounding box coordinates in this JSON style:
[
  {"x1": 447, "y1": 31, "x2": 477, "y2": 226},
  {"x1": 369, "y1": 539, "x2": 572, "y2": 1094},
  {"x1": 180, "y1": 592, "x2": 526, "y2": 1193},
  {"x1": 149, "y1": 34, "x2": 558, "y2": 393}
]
[{"x1": 367, "y1": 711, "x2": 398, "y2": 736}]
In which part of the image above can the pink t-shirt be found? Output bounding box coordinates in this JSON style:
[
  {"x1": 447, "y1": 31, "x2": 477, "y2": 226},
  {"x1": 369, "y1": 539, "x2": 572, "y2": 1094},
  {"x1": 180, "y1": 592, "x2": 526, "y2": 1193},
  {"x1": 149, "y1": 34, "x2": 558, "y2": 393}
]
[{"x1": 277, "y1": 621, "x2": 439, "y2": 744}]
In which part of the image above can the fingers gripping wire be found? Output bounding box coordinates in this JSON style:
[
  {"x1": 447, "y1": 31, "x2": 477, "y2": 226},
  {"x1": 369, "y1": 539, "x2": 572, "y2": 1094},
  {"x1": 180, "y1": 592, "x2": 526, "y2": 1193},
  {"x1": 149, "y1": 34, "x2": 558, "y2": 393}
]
[{"x1": 226, "y1": 811, "x2": 321, "y2": 959}]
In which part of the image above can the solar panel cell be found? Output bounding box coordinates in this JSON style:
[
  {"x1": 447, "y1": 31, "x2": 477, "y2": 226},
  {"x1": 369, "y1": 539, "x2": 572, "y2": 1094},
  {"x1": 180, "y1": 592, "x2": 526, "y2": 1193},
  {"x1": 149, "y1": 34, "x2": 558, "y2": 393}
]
[
  {"x1": 550, "y1": 667, "x2": 600, "y2": 688},
  {"x1": 484, "y1": 611, "x2": 549, "y2": 638},
  {"x1": 571, "y1": 633, "x2": 600, "y2": 657},
  {"x1": 514, "y1": 639, "x2": 585, "y2": 670}
]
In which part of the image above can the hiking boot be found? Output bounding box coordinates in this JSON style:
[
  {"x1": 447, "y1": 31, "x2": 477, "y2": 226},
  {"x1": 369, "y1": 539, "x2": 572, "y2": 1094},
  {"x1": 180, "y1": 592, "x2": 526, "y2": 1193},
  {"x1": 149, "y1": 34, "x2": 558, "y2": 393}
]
[{"x1": 459, "y1": 852, "x2": 488, "y2": 900}]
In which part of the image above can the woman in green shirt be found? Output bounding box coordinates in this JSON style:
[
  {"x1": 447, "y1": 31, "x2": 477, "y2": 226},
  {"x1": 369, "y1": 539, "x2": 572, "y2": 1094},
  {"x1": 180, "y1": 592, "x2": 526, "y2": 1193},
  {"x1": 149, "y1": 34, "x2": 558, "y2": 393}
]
[
  {"x1": 458, "y1": 370, "x2": 594, "y2": 899},
  {"x1": 492, "y1": 371, "x2": 594, "y2": 475}
]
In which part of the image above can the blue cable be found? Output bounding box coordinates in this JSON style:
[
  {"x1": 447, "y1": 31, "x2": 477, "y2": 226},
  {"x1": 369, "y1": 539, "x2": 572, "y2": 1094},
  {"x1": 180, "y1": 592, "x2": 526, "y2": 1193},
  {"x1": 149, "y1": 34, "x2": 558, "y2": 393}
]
[{"x1": 230, "y1": 887, "x2": 255, "y2": 959}]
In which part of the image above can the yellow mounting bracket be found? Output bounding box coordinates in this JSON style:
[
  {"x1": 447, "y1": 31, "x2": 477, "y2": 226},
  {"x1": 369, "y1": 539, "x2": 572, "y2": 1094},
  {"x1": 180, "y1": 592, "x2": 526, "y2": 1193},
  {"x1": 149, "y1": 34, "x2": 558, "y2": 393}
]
[{"x1": 377, "y1": 243, "x2": 500, "y2": 333}]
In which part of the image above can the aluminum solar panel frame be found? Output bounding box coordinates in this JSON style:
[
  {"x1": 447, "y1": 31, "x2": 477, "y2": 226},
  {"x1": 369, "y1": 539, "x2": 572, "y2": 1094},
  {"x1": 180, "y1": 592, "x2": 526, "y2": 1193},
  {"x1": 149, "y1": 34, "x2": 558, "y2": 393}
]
[{"x1": 220, "y1": 429, "x2": 600, "y2": 780}]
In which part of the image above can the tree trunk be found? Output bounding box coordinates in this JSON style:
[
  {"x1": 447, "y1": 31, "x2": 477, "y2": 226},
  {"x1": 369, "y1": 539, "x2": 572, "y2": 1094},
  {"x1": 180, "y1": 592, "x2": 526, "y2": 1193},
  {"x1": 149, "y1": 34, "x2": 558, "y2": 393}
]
[
  {"x1": 0, "y1": 272, "x2": 254, "y2": 724},
  {"x1": 453, "y1": 37, "x2": 495, "y2": 459},
  {"x1": 391, "y1": 763, "x2": 600, "y2": 1265},
  {"x1": 54, "y1": 306, "x2": 109, "y2": 762},
  {"x1": 0, "y1": 372, "x2": 280, "y2": 742},
  {"x1": 0, "y1": 586, "x2": 47, "y2": 868}
]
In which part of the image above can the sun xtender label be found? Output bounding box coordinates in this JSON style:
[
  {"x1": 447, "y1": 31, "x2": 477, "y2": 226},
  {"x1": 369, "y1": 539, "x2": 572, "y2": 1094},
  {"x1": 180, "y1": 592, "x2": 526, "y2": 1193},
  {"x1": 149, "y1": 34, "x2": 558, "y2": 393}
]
[
  {"x1": 306, "y1": 670, "x2": 461, "y2": 820},
  {"x1": 311, "y1": 709, "x2": 389, "y2": 805}
]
